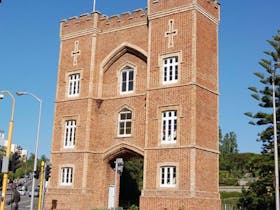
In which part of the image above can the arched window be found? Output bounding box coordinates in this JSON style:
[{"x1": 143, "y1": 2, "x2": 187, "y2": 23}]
[
  {"x1": 118, "y1": 108, "x2": 132, "y2": 137},
  {"x1": 120, "y1": 67, "x2": 134, "y2": 94}
]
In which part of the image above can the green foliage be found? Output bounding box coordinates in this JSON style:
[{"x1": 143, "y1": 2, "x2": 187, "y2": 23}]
[
  {"x1": 241, "y1": 30, "x2": 280, "y2": 209},
  {"x1": 221, "y1": 192, "x2": 242, "y2": 200},
  {"x1": 220, "y1": 176, "x2": 238, "y2": 186},
  {"x1": 0, "y1": 146, "x2": 6, "y2": 158},
  {"x1": 219, "y1": 131, "x2": 238, "y2": 157},
  {"x1": 91, "y1": 209, "x2": 108, "y2": 210},
  {"x1": 238, "y1": 182, "x2": 275, "y2": 210},
  {"x1": 119, "y1": 157, "x2": 143, "y2": 209},
  {"x1": 91, "y1": 208, "x2": 123, "y2": 210},
  {"x1": 128, "y1": 205, "x2": 139, "y2": 210},
  {"x1": 0, "y1": 152, "x2": 48, "y2": 184},
  {"x1": 221, "y1": 192, "x2": 241, "y2": 207},
  {"x1": 244, "y1": 112, "x2": 254, "y2": 118},
  {"x1": 40, "y1": 154, "x2": 49, "y2": 162},
  {"x1": 219, "y1": 130, "x2": 260, "y2": 186},
  {"x1": 123, "y1": 157, "x2": 143, "y2": 191},
  {"x1": 219, "y1": 131, "x2": 253, "y2": 186}
]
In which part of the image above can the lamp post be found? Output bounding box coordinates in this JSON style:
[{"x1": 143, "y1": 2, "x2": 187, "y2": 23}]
[
  {"x1": 0, "y1": 90, "x2": 15, "y2": 210},
  {"x1": 272, "y1": 61, "x2": 280, "y2": 210},
  {"x1": 16, "y1": 91, "x2": 42, "y2": 210}
]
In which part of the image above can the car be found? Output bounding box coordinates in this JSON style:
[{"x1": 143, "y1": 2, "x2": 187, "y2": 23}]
[
  {"x1": 18, "y1": 189, "x2": 26, "y2": 196},
  {"x1": 28, "y1": 188, "x2": 39, "y2": 197}
]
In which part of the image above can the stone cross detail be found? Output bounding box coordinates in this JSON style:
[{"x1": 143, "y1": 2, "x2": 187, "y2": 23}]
[
  {"x1": 164, "y1": 19, "x2": 177, "y2": 48},
  {"x1": 71, "y1": 41, "x2": 81, "y2": 66}
]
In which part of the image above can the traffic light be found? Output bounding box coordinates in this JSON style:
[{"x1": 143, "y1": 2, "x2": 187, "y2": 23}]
[
  {"x1": 34, "y1": 169, "x2": 40, "y2": 179},
  {"x1": 9, "y1": 152, "x2": 21, "y2": 173},
  {"x1": 45, "y1": 164, "x2": 52, "y2": 181}
]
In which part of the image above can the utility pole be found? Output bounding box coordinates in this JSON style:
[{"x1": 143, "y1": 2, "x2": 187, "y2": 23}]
[
  {"x1": 0, "y1": 91, "x2": 15, "y2": 210},
  {"x1": 38, "y1": 161, "x2": 45, "y2": 210}
]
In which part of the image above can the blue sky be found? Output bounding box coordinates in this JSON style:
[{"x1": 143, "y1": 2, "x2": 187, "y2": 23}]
[{"x1": 0, "y1": 0, "x2": 279, "y2": 157}]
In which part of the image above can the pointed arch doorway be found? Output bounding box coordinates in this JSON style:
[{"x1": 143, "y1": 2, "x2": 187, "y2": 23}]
[{"x1": 105, "y1": 146, "x2": 144, "y2": 210}]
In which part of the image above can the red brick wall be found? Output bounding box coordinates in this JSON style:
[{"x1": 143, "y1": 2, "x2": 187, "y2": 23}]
[{"x1": 45, "y1": 1, "x2": 220, "y2": 209}]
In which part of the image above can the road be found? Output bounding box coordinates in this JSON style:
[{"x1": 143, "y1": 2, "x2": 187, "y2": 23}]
[
  {"x1": 4, "y1": 193, "x2": 38, "y2": 210},
  {"x1": 1, "y1": 176, "x2": 41, "y2": 210}
]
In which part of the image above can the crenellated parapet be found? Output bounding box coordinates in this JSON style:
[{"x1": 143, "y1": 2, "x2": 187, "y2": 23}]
[
  {"x1": 98, "y1": 9, "x2": 147, "y2": 31},
  {"x1": 196, "y1": 0, "x2": 220, "y2": 20},
  {"x1": 60, "y1": 0, "x2": 219, "y2": 38},
  {"x1": 60, "y1": 8, "x2": 147, "y2": 37},
  {"x1": 149, "y1": 0, "x2": 220, "y2": 22},
  {"x1": 60, "y1": 13, "x2": 96, "y2": 36}
]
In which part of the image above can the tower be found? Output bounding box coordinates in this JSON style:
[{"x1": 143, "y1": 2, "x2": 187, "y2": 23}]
[
  {"x1": 140, "y1": 0, "x2": 220, "y2": 209},
  {"x1": 44, "y1": 1, "x2": 220, "y2": 210}
]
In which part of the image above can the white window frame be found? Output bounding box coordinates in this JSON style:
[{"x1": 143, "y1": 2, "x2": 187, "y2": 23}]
[
  {"x1": 68, "y1": 73, "x2": 80, "y2": 97},
  {"x1": 161, "y1": 110, "x2": 177, "y2": 144},
  {"x1": 118, "y1": 109, "x2": 132, "y2": 137},
  {"x1": 160, "y1": 166, "x2": 176, "y2": 188},
  {"x1": 120, "y1": 67, "x2": 134, "y2": 94},
  {"x1": 61, "y1": 167, "x2": 73, "y2": 186},
  {"x1": 64, "y1": 120, "x2": 76, "y2": 148},
  {"x1": 162, "y1": 56, "x2": 178, "y2": 84}
]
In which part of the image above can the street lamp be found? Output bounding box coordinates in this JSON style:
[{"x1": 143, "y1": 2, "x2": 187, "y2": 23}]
[
  {"x1": 0, "y1": 90, "x2": 15, "y2": 210},
  {"x1": 16, "y1": 91, "x2": 42, "y2": 210},
  {"x1": 272, "y1": 61, "x2": 280, "y2": 210}
]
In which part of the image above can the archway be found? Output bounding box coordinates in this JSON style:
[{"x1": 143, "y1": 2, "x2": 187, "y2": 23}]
[
  {"x1": 106, "y1": 147, "x2": 144, "y2": 210},
  {"x1": 119, "y1": 156, "x2": 143, "y2": 209}
]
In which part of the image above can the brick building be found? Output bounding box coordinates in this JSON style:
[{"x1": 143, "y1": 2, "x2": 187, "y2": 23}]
[{"x1": 44, "y1": 0, "x2": 221, "y2": 209}]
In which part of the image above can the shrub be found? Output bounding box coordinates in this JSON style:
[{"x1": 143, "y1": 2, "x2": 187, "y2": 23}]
[
  {"x1": 91, "y1": 208, "x2": 123, "y2": 210},
  {"x1": 128, "y1": 205, "x2": 139, "y2": 210}
]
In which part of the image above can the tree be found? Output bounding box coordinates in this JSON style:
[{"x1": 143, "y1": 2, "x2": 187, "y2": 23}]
[
  {"x1": 219, "y1": 130, "x2": 238, "y2": 171},
  {"x1": 0, "y1": 146, "x2": 5, "y2": 185},
  {"x1": 120, "y1": 157, "x2": 143, "y2": 208},
  {"x1": 219, "y1": 130, "x2": 240, "y2": 185},
  {"x1": 40, "y1": 154, "x2": 49, "y2": 162},
  {"x1": 240, "y1": 30, "x2": 280, "y2": 209},
  {"x1": 220, "y1": 131, "x2": 239, "y2": 156}
]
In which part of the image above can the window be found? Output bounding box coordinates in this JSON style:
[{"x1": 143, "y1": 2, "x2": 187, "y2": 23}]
[
  {"x1": 61, "y1": 167, "x2": 73, "y2": 185},
  {"x1": 160, "y1": 166, "x2": 176, "y2": 187},
  {"x1": 163, "y1": 56, "x2": 178, "y2": 84},
  {"x1": 118, "y1": 108, "x2": 132, "y2": 137},
  {"x1": 64, "y1": 120, "x2": 76, "y2": 148},
  {"x1": 68, "y1": 73, "x2": 80, "y2": 96},
  {"x1": 121, "y1": 68, "x2": 134, "y2": 93},
  {"x1": 161, "y1": 111, "x2": 177, "y2": 144}
]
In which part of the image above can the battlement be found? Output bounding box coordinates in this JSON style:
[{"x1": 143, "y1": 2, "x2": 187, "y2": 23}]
[
  {"x1": 60, "y1": 0, "x2": 220, "y2": 37},
  {"x1": 60, "y1": 8, "x2": 147, "y2": 36},
  {"x1": 60, "y1": 13, "x2": 95, "y2": 35},
  {"x1": 98, "y1": 9, "x2": 147, "y2": 31},
  {"x1": 197, "y1": 0, "x2": 220, "y2": 20},
  {"x1": 150, "y1": 0, "x2": 219, "y2": 8},
  {"x1": 149, "y1": 0, "x2": 220, "y2": 20}
]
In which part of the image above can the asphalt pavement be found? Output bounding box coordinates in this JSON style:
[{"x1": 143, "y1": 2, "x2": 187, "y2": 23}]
[{"x1": 4, "y1": 193, "x2": 38, "y2": 210}]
